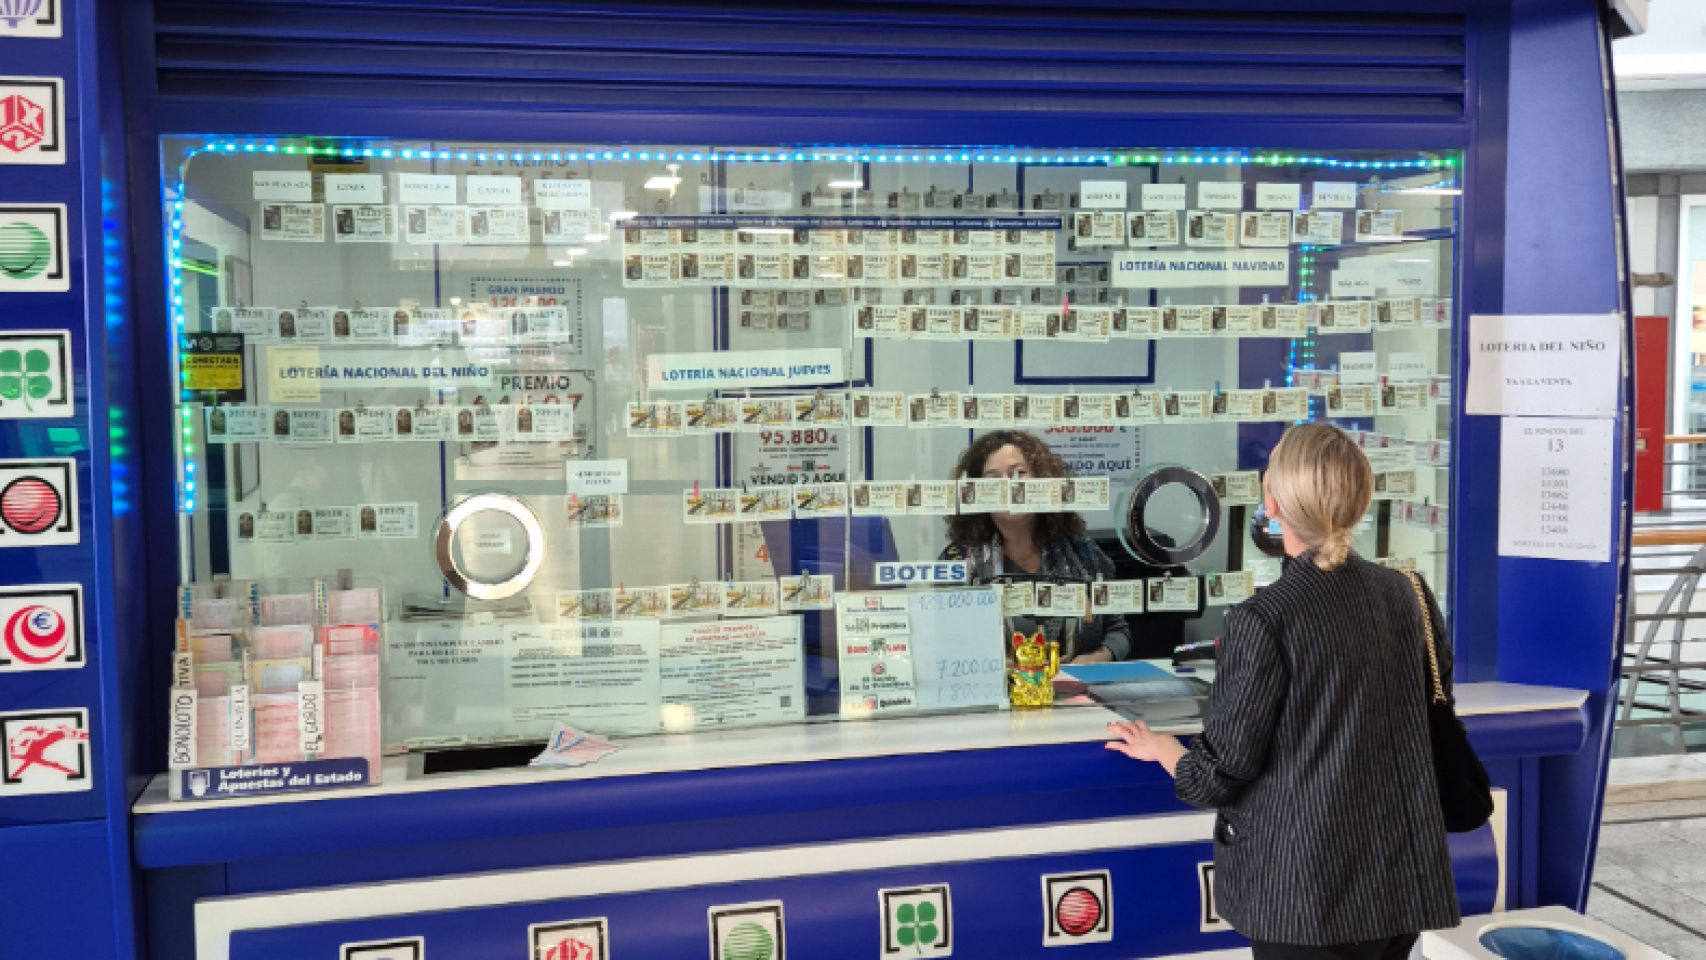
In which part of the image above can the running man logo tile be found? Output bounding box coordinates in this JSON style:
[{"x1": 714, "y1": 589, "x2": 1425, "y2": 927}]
[
  {"x1": 1198, "y1": 863, "x2": 1230, "y2": 932},
  {"x1": 529, "y1": 917, "x2": 607, "y2": 960},
  {"x1": 0, "y1": 0, "x2": 61, "y2": 38},
  {"x1": 0, "y1": 77, "x2": 64, "y2": 163},
  {"x1": 0, "y1": 707, "x2": 90, "y2": 795},
  {"x1": 709, "y1": 901, "x2": 784, "y2": 960},
  {"x1": 0, "y1": 458, "x2": 77, "y2": 546},
  {"x1": 0, "y1": 204, "x2": 69, "y2": 292},
  {"x1": 1040, "y1": 870, "x2": 1113, "y2": 946},
  {"x1": 880, "y1": 884, "x2": 952, "y2": 957},
  {"x1": 340, "y1": 937, "x2": 423, "y2": 960},
  {"x1": 0, "y1": 329, "x2": 72, "y2": 418},
  {"x1": 0, "y1": 583, "x2": 83, "y2": 671}
]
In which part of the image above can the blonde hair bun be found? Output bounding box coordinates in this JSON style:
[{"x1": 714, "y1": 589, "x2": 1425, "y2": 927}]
[{"x1": 1265, "y1": 424, "x2": 1374, "y2": 571}]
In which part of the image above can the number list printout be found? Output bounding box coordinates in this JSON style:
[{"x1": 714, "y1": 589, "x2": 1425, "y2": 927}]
[{"x1": 1497, "y1": 416, "x2": 1613, "y2": 563}]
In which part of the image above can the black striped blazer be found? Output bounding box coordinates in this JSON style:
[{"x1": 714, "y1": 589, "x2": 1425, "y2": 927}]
[{"x1": 1175, "y1": 552, "x2": 1460, "y2": 945}]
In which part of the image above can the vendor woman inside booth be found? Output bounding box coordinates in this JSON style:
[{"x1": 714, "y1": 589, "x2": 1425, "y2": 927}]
[{"x1": 941, "y1": 429, "x2": 1132, "y2": 663}]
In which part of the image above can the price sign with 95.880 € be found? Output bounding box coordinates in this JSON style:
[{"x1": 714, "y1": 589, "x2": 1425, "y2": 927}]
[{"x1": 1497, "y1": 416, "x2": 1613, "y2": 563}]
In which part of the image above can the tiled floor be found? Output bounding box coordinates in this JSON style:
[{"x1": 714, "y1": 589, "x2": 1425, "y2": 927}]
[{"x1": 1589, "y1": 798, "x2": 1706, "y2": 959}]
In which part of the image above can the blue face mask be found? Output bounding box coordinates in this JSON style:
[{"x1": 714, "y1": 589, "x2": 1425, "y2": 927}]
[{"x1": 1249, "y1": 502, "x2": 1288, "y2": 559}]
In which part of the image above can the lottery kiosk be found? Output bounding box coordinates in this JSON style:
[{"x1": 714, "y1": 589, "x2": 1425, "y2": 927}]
[{"x1": 0, "y1": 1, "x2": 1636, "y2": 959}]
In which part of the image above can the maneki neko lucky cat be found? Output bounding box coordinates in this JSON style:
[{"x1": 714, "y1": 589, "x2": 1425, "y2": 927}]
[{"x1": 1008, "y1": 631, "x2": 1060, "y2": 709}]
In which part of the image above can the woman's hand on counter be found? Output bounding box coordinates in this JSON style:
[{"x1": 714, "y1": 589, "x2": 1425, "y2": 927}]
[
  {"x1": 1105, "y1": 721, "x2": 1188, "y2": 777},
  {"x1": 1069, "y1": 647, "x2": 1115, "y2": 664}
]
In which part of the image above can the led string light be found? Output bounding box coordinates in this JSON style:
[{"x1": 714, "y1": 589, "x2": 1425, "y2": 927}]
[
  {"x1": 1295, "y1": 244, "x2": 1320, "y2": 423},
  {"x1": 191, "y1": 140, "x2": 1453, "y2": 169},
  {"x1": 102, "y1": 176, "x2": 133, "y2": 515}
]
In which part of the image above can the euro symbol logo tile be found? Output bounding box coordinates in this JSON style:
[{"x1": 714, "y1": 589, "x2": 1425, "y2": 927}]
[
  {"x1": 0, "y1": 78, "x2": 63, "y2": 163},
  {"x1": 0, "y1": 584, "x2": 83, "y2": 671}
]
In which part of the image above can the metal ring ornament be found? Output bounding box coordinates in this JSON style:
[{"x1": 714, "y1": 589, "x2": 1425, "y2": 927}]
[
  {"x1": 1118, "y1": 465, "x2": 1222, "y2": 566},
  {"x1": 433, "y1": 493, "x2": 546, "y2": 601}
]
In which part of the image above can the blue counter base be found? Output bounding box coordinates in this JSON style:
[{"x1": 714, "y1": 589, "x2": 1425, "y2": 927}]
[{"x1": 138, "y1": 706, "x2": 1579, "y2": 960}]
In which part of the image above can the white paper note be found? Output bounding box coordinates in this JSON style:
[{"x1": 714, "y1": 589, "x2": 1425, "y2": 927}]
[
  {"x1": 1142, "y1": 184, "x2": 1187, "y2": 211},
  {"x1": 1255, "y1": 183, "x2": 1301, "y2": 210},
  {"x1": 1312, "y1": 182, "x2": 1358, "y2": 209},
  {"x1": 1497, "y1": 416, "x2": 1613, "y2": 563},
  {"x1": 566, "y1": 460, "x2": 629, "y2": 495},
  {"x1": 1197, "y1": 182, "x2": 1243, "y2": 210},
  {"x1": 395, "y1": 173, "x2": 457, "y2": 204},
  {"x1": 1339, "y1": 351, "x2": 1379, "y2": 385},
  {"x1": 1079, "y1": 181, "x2": 1127, "y2": 209},
  {"x1": 1466, "y1": 314, "x2": 1621, "y2": 418},
  {"x1": 324, "y1": 174, "x2": 382, "y2": 203},
  {"x1": 253, "y1": 171, "x2": 312, "y2": 202}
]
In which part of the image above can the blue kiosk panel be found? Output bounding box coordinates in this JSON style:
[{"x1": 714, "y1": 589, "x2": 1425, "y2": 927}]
[{"x1": 0, "y1": 0, "x2": 1636, "y2": 958}]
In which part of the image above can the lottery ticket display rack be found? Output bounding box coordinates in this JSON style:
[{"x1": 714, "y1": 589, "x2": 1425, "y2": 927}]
[{"x1": 0, "y1": 2, "x2": 1635, "y2": 959}]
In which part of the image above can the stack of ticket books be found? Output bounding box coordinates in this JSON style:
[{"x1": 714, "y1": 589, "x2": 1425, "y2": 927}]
[{"x1": 171, "y1": 575, "x2": 383, "y2": 788}]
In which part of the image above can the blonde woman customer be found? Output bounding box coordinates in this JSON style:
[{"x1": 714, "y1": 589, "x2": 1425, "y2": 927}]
[{"x1": 1106, "y1": 423, "x2": 1458, "y2": 960}]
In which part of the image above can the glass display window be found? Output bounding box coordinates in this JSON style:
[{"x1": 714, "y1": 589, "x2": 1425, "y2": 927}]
[{"x1": 160, "y1": 139, "x2": 1459, "y2": 777}]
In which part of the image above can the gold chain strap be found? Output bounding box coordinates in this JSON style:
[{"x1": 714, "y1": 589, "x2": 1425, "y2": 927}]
[{"x1": 1404, "y1": 571, "x2": 1446, "y2": 704}]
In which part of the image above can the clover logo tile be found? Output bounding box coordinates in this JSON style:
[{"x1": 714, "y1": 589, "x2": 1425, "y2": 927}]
[
  {"x1": 0, "y1": 77, "x2": 64, "y2": 163},
  {"x1": 880, "y1": 884, "x2": 952, "y2": 957},
  {"x1": 529, "y1": 917, "x2": 607, "y2": 960},
  {"x1": 0, "y1": 707, "x2": 90, "y2": 795},
  {"x1": 0, "y1": 204, "x2": 69, "y2": 292},
  {"x1": 0, "y1": 0, "x2": 60, "y2": 38},
  {"x1": 709, "y1": 901, "x2": 784, "y2": 960},
  {"x1": 0, "y1": 330, "x2": 71, "y2": 418},
  {"x1": 1040, "y1": 870, "x2": 1113, "y2": 946}
]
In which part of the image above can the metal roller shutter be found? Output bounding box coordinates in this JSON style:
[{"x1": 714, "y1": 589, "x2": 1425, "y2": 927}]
[{"x1": 152, "y1": 1, "x2": 1466, "y2": 123}]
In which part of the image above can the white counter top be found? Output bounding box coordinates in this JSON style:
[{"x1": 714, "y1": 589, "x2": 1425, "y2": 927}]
[
  {"x1": 131, "y1": 679, "x2": 1588, "y2": 816},
  {"x1": 132, "y1": 702, "x2": 1131, "y2": 815},
  {"x1": 1453, "y1": 681, "x2": 1588, "y2": 715}
]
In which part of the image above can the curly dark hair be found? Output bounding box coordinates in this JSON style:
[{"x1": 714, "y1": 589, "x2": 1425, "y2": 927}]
[{"x1": 945, "y1": 429, "x2": 1086, "y2": 546}]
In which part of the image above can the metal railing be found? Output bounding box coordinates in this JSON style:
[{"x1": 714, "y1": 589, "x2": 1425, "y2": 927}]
[{"x1": 1622, "y1": 436, "x2": 1706, "y2": 752}]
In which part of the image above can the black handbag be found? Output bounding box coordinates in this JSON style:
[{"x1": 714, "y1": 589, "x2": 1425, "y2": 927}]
[{"x1": 1404, "y1": 572, "x2": 1494, "y2": 833}]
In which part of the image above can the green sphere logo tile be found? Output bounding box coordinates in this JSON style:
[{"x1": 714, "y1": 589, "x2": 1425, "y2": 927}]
[
  {"x1": 722, "y1": 920, "x2": 774, "y2": 960},
  {"x1": 0, "y1": 221, "x2": 49, "y2": 279}
]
